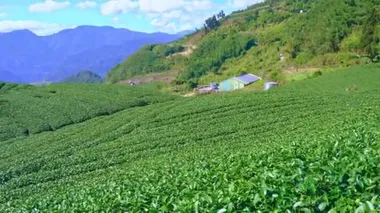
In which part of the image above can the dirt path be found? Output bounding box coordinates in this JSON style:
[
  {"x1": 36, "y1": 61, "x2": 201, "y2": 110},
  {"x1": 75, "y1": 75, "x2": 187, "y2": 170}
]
[
  {"x1": 172, "y1": 45, "x2": 197, "y2": 57},
  {"x1": 118, "y1": 71, "x2": 179, "y2": 85},
  {"x1": 283, "y1": 67, "x2": 320, "y2": 75}
]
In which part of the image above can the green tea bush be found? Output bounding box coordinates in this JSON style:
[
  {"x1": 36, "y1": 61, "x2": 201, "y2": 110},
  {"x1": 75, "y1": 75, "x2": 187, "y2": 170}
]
[
  {"x1": 1, "y1": 66, "x2": 380, "y2": 211},
  {"x1": 0, "y1": 83, "x2": 177, "y2": 141}
]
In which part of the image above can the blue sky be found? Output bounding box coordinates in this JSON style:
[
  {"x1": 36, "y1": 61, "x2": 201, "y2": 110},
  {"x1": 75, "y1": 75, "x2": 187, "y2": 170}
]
[{"x1": 0, "y1": 0, "x2": 262, "y2": 35}]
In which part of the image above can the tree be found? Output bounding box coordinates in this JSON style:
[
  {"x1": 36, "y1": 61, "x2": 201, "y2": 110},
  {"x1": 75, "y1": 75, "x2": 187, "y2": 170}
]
[
  {"x1": 205, "y1": 15, "x2": 220, "y2": 32},
  {"x1": 361, "y1": 8, "x2": 380, "y2": 62},
  {"x1": 204, "y1": 24, "x2": 209, "y2": 35},
  {"x1": 217, "y1": 10, "x2": 226, "y2": 19}
]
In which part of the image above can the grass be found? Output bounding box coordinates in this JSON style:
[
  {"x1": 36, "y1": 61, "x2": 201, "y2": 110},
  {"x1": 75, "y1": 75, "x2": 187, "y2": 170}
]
[
  {"x1": 0, "y1": 83, "x2": 177, "y2": 141},
  {"x1": 1, "y1": 66, "x2": 380, "y2": 212}
]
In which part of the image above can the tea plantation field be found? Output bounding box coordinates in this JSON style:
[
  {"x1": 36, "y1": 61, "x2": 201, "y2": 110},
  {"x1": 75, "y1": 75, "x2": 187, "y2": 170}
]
[
  {"x1": 0, "y1": 83, "x2": 177, "y2": 141},
  {"x1": 281, "y1": 65, "x2": 380, "y2": 93},
  {"x1": 1, "y1": 66, "x2": 380, "y2": 212}
]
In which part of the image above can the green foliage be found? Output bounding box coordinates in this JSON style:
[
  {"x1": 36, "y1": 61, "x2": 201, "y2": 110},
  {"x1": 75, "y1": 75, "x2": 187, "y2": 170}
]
[
  {"x1": 198, "y1": 0, "x2": 380, "y2": 84},
  {"x1": 0, "y1": 82, "x2": 31, "y2": 92},
  {"x1": 217, "y1": 10, "x2": 226, "y2": 19},
  {"x1": 152, "y1": 44, "x2": 185, "y2": 57},
  {"x1": 311, "y1": 70, "x2": 322, "y2": 78},
  {"x1": 281, "y1": 65, "x2": 380, "y2": 92},
  {"x1": 181, "y1": 33, "x2": 256, "y2": 81},
  {"x1": 63, "y1": 71, "x2": 103, "y2": 83},
  {"x1": 0, "y1": 84, "x2": 177, "y2": 141},
  {"x1": 108, "y1": 0, "x2": 380, "y2": 87},
  {"x1": 1, "y1": 66, "x2": 380, "y2": 211},
  {"x1": 205, "y1": 15, "x2": 220, "y2": 32},
  {"x1": 107, "y1": 44, "x2": 186, "y2": 83},
  {"x1": 341, "y1": 28, "x2": 363, "y2": 53},
  {"x1": 361, "y1": 8, "x2": 380, "y2": 62}
]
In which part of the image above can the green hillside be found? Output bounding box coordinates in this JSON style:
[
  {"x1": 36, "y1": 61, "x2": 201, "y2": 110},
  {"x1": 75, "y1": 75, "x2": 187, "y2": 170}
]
[
  {"x1": 107, "y1": 0, "x2": 380, "y2": 89},
  {"x1": 63, "y1": 71, "x2": 103, "y2": 83},
  {"x1": 0, "y1": 83, "x2": 177, "y2": 141},
  {"x1": 107, "y1": 44, "x2": 188, "y2": 83},
  {"x1": 1, "y1": 65, "x2": 380, "y2": 211}
]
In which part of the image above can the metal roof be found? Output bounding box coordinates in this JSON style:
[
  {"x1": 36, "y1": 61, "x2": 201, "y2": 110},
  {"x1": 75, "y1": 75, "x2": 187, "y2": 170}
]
[{"x1": 234, "y1": 74, "x2": 261, "y2": 84}]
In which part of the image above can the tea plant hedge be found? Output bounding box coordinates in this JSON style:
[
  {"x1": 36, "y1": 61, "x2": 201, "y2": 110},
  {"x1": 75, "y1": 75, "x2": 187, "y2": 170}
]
[
  {"x1": 0, "y1": 66, "x2": 380, "y2": 211},
  {"x1": 0, "y1": 83, "x2": 177, "y2": 141}
]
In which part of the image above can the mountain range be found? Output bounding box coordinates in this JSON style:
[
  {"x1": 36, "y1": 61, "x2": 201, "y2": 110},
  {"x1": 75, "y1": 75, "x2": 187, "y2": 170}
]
[{"x1": 0, "y1": 26, "x2": 187, "y2": 83}]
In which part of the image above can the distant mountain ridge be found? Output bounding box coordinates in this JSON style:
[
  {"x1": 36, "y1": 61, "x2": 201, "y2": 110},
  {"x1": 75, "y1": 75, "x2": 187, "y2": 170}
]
[
  {"x1": 0, "y1": 26, "x2": 184, "y2": 83},
  {"x1": 63, "y1": 71, "x2": 103, "y2": 83}
]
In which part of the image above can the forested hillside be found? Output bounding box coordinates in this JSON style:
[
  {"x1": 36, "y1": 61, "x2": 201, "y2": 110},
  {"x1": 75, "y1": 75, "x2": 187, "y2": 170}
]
[
  {"x1": 63, "y1": 71, "x2": 103, "y2": 83},
  {"x1": 107, "y1": 0, "x2": 380, "y2": 88}
]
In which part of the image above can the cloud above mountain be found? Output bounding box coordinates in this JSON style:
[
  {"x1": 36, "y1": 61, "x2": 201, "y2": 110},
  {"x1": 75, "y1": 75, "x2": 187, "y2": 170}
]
[
  {"x1": 99, "y1": 0, "x2": 263, "y2": 33},
  {"x1": 0, "y1": 0, "x2": 264, "y2": 35},
  {"x1": 76, "y1": 1, "x2": 98, "y2": 9},
  {"x1": 0, "y1": 20, "x2": 75, "y2": 35},
  {"x1": 29, "y1": 0, "x2": 71, "y2": 13},
  {"x1": 0, "y1": 5, "x2": 7, "y2": 18},
  {"x1": 229, "y1": 0, "x2": 258, "y2": 8}
]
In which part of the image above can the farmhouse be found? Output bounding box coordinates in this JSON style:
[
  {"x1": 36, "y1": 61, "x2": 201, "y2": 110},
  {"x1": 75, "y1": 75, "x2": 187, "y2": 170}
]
[{"x1": 219, "y1": 74, "x2": 261, "y2": 92}]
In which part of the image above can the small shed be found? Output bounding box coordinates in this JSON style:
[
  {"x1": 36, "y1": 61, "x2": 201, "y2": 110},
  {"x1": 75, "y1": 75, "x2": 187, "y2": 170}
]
[
  {"x1": 195, "y1": 82, "x2": 219, "y2": 94},
  {"x1": 264, "y1": 82, "x2": 278, "y2": 91},
  {"x1": 219, "y1": 74, "x2": 261, "y2": 92}
]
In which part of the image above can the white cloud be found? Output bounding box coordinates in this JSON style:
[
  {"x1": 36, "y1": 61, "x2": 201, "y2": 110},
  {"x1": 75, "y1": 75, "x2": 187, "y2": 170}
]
[
  {"x1": 150, "y1": 19, "x2": 167, "y2": 28},
  {"x1": 112, "y1": 17, "x2": 119, "y2": 23},
  {"x1": 138, "y1": 0, "x2": 184, "y2": 13},
  {"x1": 101, "y1": 0, "x2": 213, "y2": 15},
  {"x1": 134, "y1": 0, "x2": 215, "y2": 33},
  {"x1": 100, "y1": 0, "x2": 138, "y2": 15},
  {"x1": 185, "y1": 0, "x2": 213, "y2": 12},
  {"x1": 29, "y1": 0, "x2": 70, "y2": 13},
  {"x1": 161, "y1": 10, "x2": 183, "y2": 19},
  {"x1": 99, "y1": 0, "x2": 264, "y2": 33},
  {"x1": 0, "y1": 5, "x2": 7, "y2": 18},
  {"x1": 178, "y1": 23, "x2": 194, "y2": 31},
  {"x1": 76, "y1": 1, "x2": 97, "y2": 9},
  {"x1": 151, "y1": 21, "x2": 177, "y2": 33},
  {"x1": 138, "y1": 0, "x2": 212, "y2": 13},
  {"x1": 148, "y1": 10, "x2": 209, "y2": 33},
  {"x1": 228, "y1": 0, "x2": 263, "y2": 8},
  {"x1": 0, "y1": 20, "x2": 75, "y2": 35}
]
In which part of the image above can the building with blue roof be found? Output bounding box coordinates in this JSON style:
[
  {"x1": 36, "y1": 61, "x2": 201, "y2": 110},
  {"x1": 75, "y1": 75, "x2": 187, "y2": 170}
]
[{"x1": 219, "y1": 74, "x2": 262, "y2": 92}]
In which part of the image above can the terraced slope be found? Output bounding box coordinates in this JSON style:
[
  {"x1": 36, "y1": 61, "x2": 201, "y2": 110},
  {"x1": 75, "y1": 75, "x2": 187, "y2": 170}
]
[
  {"x1": 1, "y1": 66, "x2": 380, "y2": 212},
  {"x1": 0, "y1": 83, "x2": 177, "y2": 141}
]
